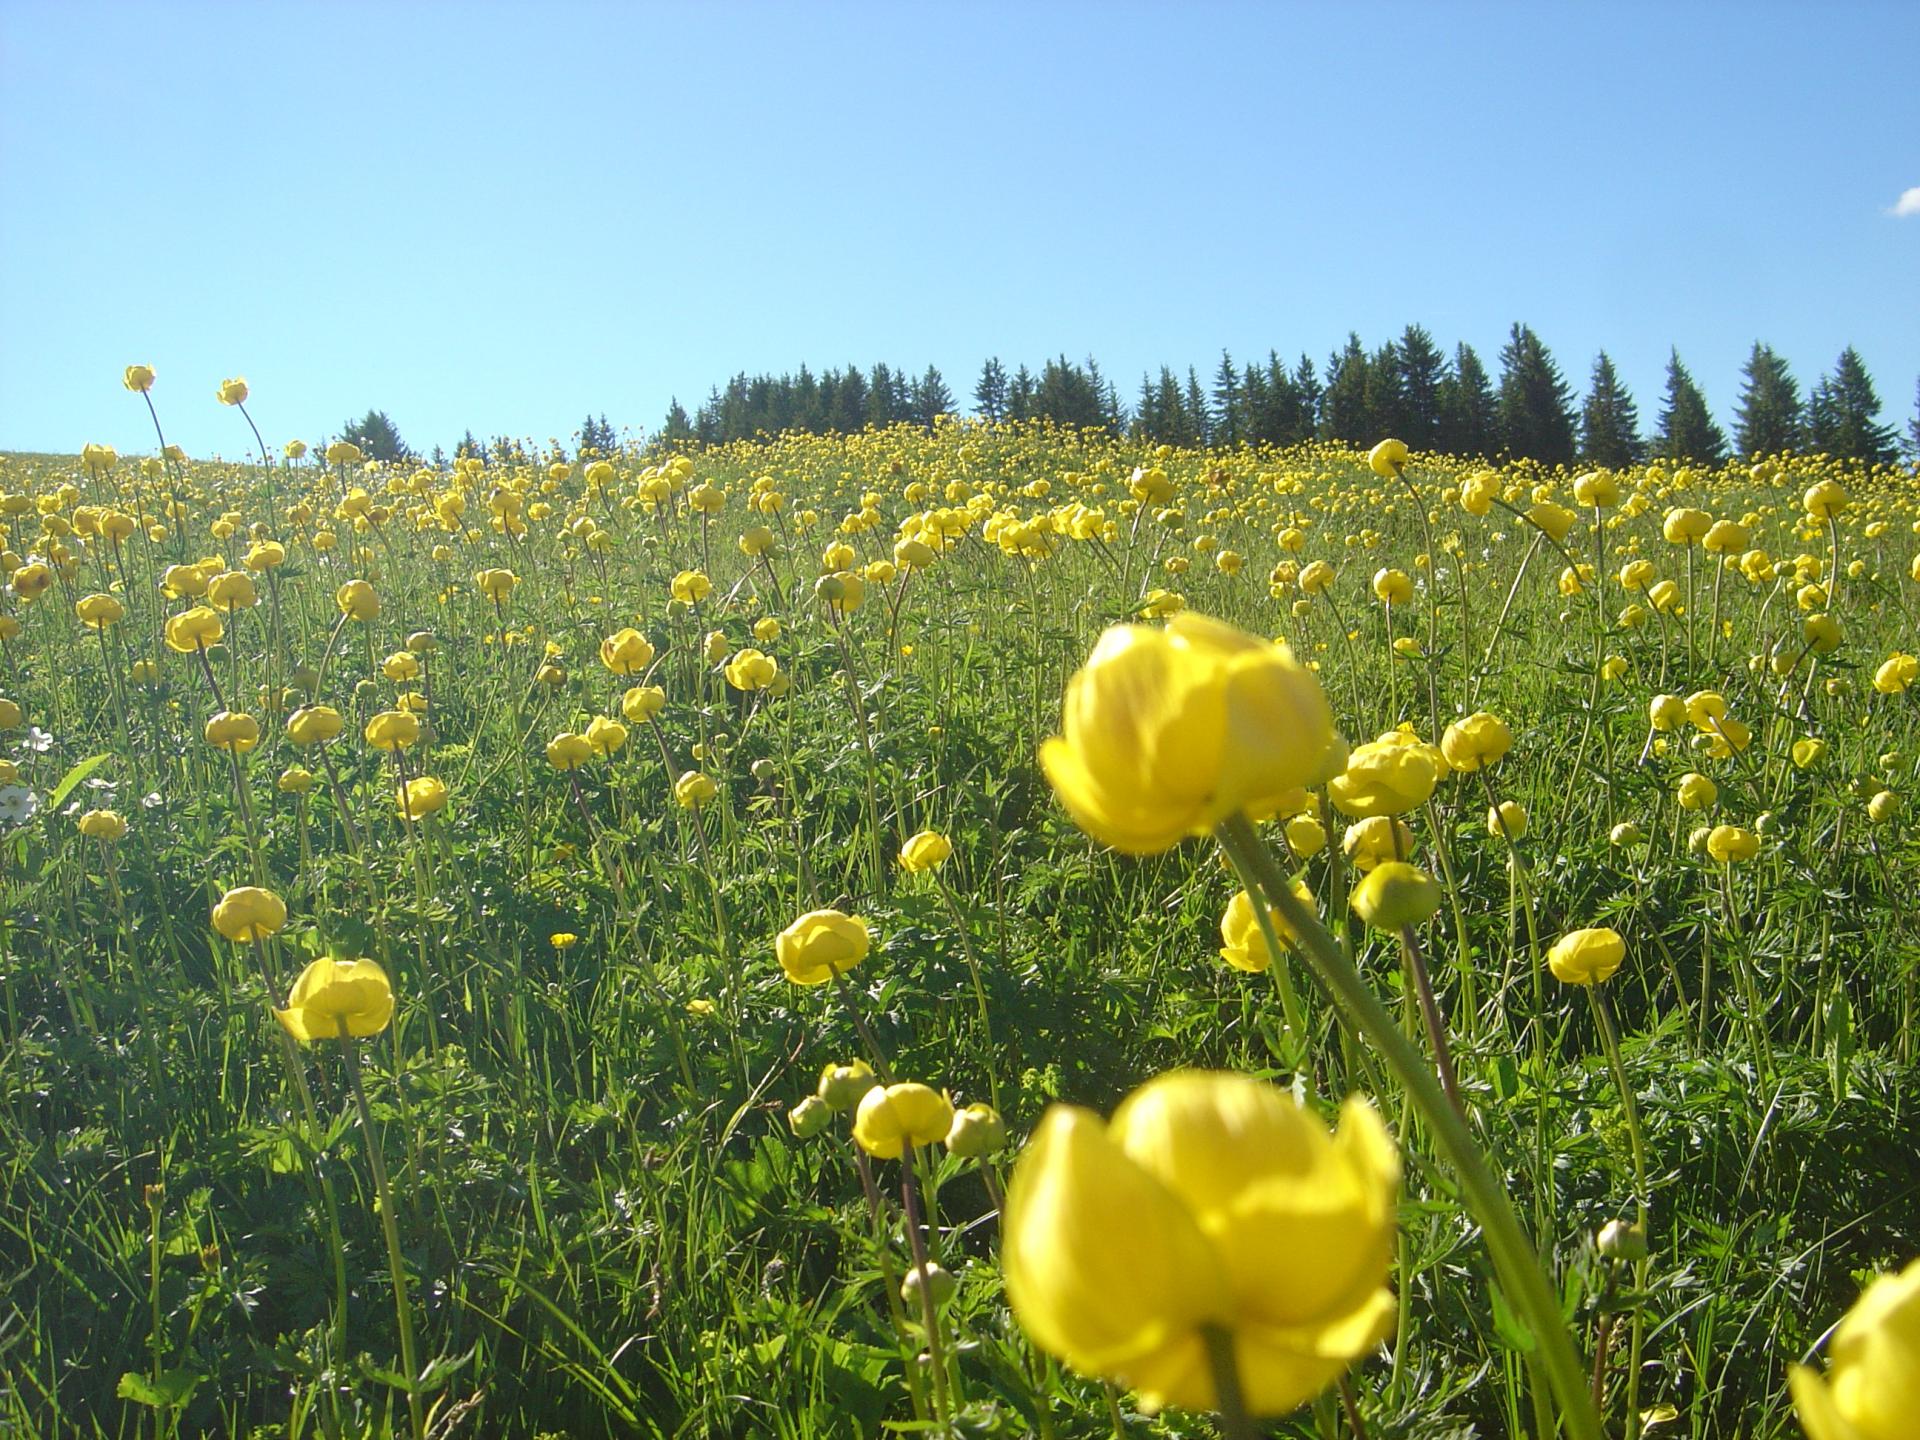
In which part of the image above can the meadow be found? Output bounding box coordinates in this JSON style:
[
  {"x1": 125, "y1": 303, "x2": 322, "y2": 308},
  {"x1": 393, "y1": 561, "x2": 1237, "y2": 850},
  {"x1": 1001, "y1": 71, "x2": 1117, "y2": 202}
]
[{"x1": 1, "y1": 378, "x2": 1916, "y2": 1439}]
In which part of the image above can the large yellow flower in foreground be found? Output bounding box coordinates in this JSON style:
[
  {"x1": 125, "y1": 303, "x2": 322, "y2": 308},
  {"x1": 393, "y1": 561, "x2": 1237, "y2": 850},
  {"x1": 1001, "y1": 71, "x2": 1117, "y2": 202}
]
[
  {"x1": 775, "y1": 908, "x2": 870, "y2": 985},
  {"x1": 1791, "y1": 1258, "x2": 1920, "y2": 1440},
  {"x1": 1040, "y1": 613, "x2": 1342, "y2": 854},
  {"x1": 1003, "y1": 1070, "x2": 1397, "y2": 1417},
  {"x1": 275, "y1": 957, "x2": 395, "y2": 1043}
]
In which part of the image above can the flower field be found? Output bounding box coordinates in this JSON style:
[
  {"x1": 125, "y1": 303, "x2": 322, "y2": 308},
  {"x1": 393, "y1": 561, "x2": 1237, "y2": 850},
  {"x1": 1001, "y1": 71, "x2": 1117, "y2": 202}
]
[{"x1": 2, "y1": 379, "x2": 1917, "y2": 1438}]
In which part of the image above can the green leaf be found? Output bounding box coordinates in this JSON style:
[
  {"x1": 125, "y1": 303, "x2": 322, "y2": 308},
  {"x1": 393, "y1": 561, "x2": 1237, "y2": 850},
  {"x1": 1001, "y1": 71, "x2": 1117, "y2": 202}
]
[
  {"x1": 116, "y1": 1369, "x2": 200, "y2": 1407},
  {"x1": 49, "y1": 753, "x2": 111, "y2": 811}
]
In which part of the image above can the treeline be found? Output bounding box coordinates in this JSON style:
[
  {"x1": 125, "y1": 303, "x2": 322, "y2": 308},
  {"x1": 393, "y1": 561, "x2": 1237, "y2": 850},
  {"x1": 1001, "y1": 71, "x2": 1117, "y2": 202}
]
[{"x1": 660, "y1": 325, "x2": 1918, "y2": 466}]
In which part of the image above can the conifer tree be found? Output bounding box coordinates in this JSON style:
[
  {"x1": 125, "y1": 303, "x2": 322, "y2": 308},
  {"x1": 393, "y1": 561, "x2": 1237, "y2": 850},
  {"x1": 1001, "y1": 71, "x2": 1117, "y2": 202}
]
[
  {"x1": 1908, "y1": 375, "x2": 1920, "y2": 457},
  {"x1": 1731, "y1": 343, "x2": 1803, "y2": 457},
  {"x1": 1007, "y1": 365, "x2": 1037, "y2": 422},
  {"x1": 1806, "y1": 346, "x2": 1898, "y2": 464},
  {"x1": 1319, "y1": 334, "x2": 1372, "y2": 443},
  {"x1": 1184, "y1": 367, "x2": 1211, "y2": 445},
  {"x1": 973, "y1": 358, "x2": 1009, "y2": 422},
  {"x1": 1293, "y1": 355, "x2": 1322, "y2": 440},
  {"x1": 1435, "y1": 343, "x2": 1498, "y2": 456},
  {"x1": 1651, "y1": 351, "x2": 1727, "y2": 464},
  {"x1": 1211, "y1": 350, "x2": 1242, "y2": 446},
  {"x1": 912, "y1": 366, "x2": 953, "y2": 428},
  {"x1": 340, "y1": 409, "x2": 411, "y2": 463},
  {"x1": 1395, "y1": 325, "x2": 1446, "y2": 449},
  {"x1": 1580, "y1": 352, "x2": 1643, "y2": 466},
  {"x1": 1496, "y1": 323, "x2": 1577, "y2": 464}
]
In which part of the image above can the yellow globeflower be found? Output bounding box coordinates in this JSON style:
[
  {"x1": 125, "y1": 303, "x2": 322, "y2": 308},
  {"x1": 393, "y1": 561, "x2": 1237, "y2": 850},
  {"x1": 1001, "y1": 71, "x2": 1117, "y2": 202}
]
[
  {"x1": 1370, "y1": 568, "x2": 1413, "y2": 605},
  {"x1": 1790, "y1": 1258, "x2": 1920, "y2": 1440},
  {"x1": 206, "y1": 571, "x2": 258, "y2": 612},
  {"x1": 818, "y1": 1059, "x2": 879, "y2": 1112},
  {"x1": 215, "y1": 376, "x2": 249, "y2": 406},
  {"x1": 1002, "y1": 1070, "x2": 1397, "y2": 1418},
  {"x1": 1675, "y1": 772, "x2": 1718, "y2": 810},
  {"x1": 1803, "y1": 479, "x2": 1849, "y2": 520},
  {"x1": 211, "y1": 885, "x2": 287, "y2": 942},
  {"x1": 853, "y1": 1082, "x2": 955, "y2": 1160},
  {"x1": 1342, "y1": 815, "x2": 1413, "y2": 873},
  {"x1": 670, "y1": 569, "x2": 712, "y2": 604},
  {"x1": 75, "y1": 593, "x2": 126, "y2": 629},
  {"x1": 398, "y1": 775, "x2": 449, "y2": 819},
  {"x1": 286, "y1": 704, "x2": 344, "y2": 747},
  {"x1": 335, "y1": 579, "x2": 379, "y2": 620},
  {"x1": 674, "y1": 770, "x2": 717, "y2": 808},
  {"x1": 123, "y1": 364, "x2": 156, "y2": 392},
  {"x1": 723, "y1": 648, "x2": 778, "y2": 691},
  {"x1": 1662, "y1": 508, "x2": 1711, "y2": 545},
  {"x1": 275, "y1": 957, "x2": 395, "y2": 1043},
  {"x1": 164, "y1": 606, "x2": 224, "y2": 653},
  {"x1": 1487, "y1": 800, "x2": 1529, "y2": 839},
  {"x1": 1546, "y1": 927, "x2": 1625, "y2": 985},
  {"x1": 1705, "y1": 825, "x2": 1759, "y2": 863},
  {"x1": 585, "y1": 716, "x2": 628, "y2": 757},
  {"x1": 621, "y1": 684, "x2": 667, "y2": 723},
  {"x1": 474, "y1": 569, "x2": 518, "y2": 604},
  {"x1": 1572, "y1": 471, "x2": 1620, "y2": 508},
  {"x1": 1327, "y1": 732, "x2": 1445, "y2": 818},
  {"x1": 364, "y1": 710, "x2": 420, "y2": 751},
  {"x1": 78, "y1": 809, "x2": 128, "y2": 840},
  {"x1": 1439, "y1": 712, "x2": 1512, "y2": 772},
  {"x1": 1873, "y1": 654, "x2": 1919, "y2": 695},
  {"x1": 204, "y1": 710, "x2": 260, "y2": 753},
  {"x1": 1039, "y1": 613, "x2": 1342, "y2": 855},
  {"x1": 599, "y1": 627, "x2": 655, "y2": 675},
  {"x1": 776, "y1": 908, "x2": 869, "y2": 985},
  {"x1": 1349, "y1": 861, "x2": 1441, "y2": 931},
  {"x1": 545, "y1": 732, "x2": 593, "y2": 770},
  {"x1": 1284, "y1": 812, "x2": 1326, "y2": 858},
  {"x1": 1792, "y1": 737, "x2": 1828, "y2": 770},
  {"x1": 1367, "y1": 438, "x2": 1409, "y2": 477},
  {"x1": 898, "y1": 829, "x2": 953, "y2": 873},
  {"x1": 1218, "y1": 879, "x2": 1310, "y2": 973}
]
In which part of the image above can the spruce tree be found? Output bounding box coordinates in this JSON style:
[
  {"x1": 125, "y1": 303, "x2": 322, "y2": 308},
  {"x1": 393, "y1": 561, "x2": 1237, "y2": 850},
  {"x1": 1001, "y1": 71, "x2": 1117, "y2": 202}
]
[
  {"x1": 1395, "y1": 325, "x2": 1446, "y2": 449},
  {"x1": 1579, "y1": 352, "x2": 1643, "y2": 466},
  {"x1": 1908, "y1": 375, "x2": 1920, "y2": 457},
  {"x1": 1319, "y1": 334, "x2": 1372, "y2": 443},
  {"x1": 912, "y1": 366, "x2": 953, "y2": 428},
  {"x1": 1184, "y1": 368, "x2": 1211, "y2": 445},
  {"x1": 1293, "y1": 355, "x2": 1322, "y2": 440},
  {"x1": 1363, "y1": 339, "x2": 1405, "y2": 441},
  {"x1": 1007, "y1": 365, "x2": 1037, "y2": 422},
  {"x1": 1651, "y1": 351, "x2": 1726, "y2": 465},
  {"x1": 1496, "y1": 324, "x2": 1577, "y2": 464},
  {"x1": 973, "y1": 358, "x2": 1009, "y2": 421},
  {"x1": 1434, "y1": 343, "x2": 1498, "y2": 456},
  {"x1": 1732, "y1": 343, "x2": 1803, "y2": 457},
  {"x1": 1806, "y1": 347, "x2": 1898, "y2": 464},
  {"x1": 1211, "y1": 350, "x2": 1242, "y2": 446},
  {"x1": 340, "y1": 409, "x2": 411, "y2": 463}
]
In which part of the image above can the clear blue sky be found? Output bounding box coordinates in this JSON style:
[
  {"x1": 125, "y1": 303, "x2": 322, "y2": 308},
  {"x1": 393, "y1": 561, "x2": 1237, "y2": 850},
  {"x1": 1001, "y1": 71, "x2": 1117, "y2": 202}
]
[{"x1": 3, "y1": 1, "x2": 1916, "y2": 458}]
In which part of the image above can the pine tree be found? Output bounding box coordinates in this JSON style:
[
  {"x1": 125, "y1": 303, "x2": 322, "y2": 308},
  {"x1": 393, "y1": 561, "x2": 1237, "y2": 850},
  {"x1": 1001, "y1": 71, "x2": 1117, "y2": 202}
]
[
  {"x1": 1806, "y1": 346, "x2": 1898, "y2": 464},
  {"x1": 659, "y1": 400, "x2": 693, "y2": 446},
  {"x1": 1211, "y1": 350, "x2": 1242, "y2": 446},
  {"x1": 457, "y1": 429, "x2": 484, "y2": 461},
  {"x1": 1363, "y1": 339, "x2": 1405, "y2": 441},
  {"x1": 1731, "y1": 343, "x2": 1802, "y2": 457},
  {"x1": 973, "y1": 358, "x2": 1010, "y2": 422},
  {"x1": 1395, "y1": 325, "x2": 1446, "y2": 449},
  {"x1": 1435, "y1": 343, "x2": 1498, "y2": 456},
  {"x1": 1651, "y1": 350, "x2": 1727, "y2": 464},
  {"x1": 833, "y1": 367, "x2": 869, "y2": 433},
  {"x1": 1293, "y1": 355, "x2": 1322, "y2": 440},
  {"x1": 1184, "y1": 368, "x2": 1211, "y2": 445},
  {"x1": 1579, "y1": 352, "x2": 1643, "y2": 467},
  {"x1": 1496, "y1": 324, "x2": 1577, "y2": 464},
  {"x1": 1908, "y1": 375, "x2": 1920, "y2": 457}
]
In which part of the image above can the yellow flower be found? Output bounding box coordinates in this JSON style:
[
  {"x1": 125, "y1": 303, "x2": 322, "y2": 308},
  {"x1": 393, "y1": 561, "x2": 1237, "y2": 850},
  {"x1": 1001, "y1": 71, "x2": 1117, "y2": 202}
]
[
  {"x1": 1439, "y1": 712, "x2": 1511, "y2": 772},
  {"x1": 206, "y1": 571, "x2": 258, "y2": 612},
  {"x1": 1868, "y1": 790, "x2": 1900, "y2": 824},
  {"x1": 278, "y1": 766, "x2": 314, "y2": 794},
  {"x1": 1487, "y1": 800, "x2": 1529, "y2": 840},
  {"x1": 275, "y1": 957, "x2": 395, "y2": 1043},
  {"x1": 1675, "y1": 772, "x2": 1718, "y2": 810},
  {"x1": 1572, "y1": 471, "x2": 1620, "y2": 508},
  {"x1": 1546, "y1": 927, "x2": 1624, "y2": 985},
  {"x1": 1792, "y1": 737, "x2": 1828, "y2": 769},
  {"x1": 1370, "y1": 568, "x2": 1413, "y2": 605},
  {"x1": 286, "y1": 705, "x2": 344, "y2": 747},
  {"x1": 335, "y1": 579, "x2": 379, "y2": 620},
  {"x1": 674, "y1": 770, "x2": 717, "y2": 807},
  {"x1": 546, "y1": 732, "x2": 593, "y2": 770},
  {"x1": 1803, "y1": 479, "x2": 1849, "y2": 520},
  {"x1": 215, "y1": 376, "x2": 249, "y2": 406},
  {"x1": 1873, "y1": 655, "x2": 1919, "y2": 695},
  {"x1": 1705, "y1": 824, "x2": 1758, "y2": 863},
  {"x1": 398, "y1": 775, "x2": 448, "y2": 819},
  {"x1": 670, "y1": 569, "x2": 712, "y2": 604},
  {"x1": 1342, "y1": 815, "x2": 1413, "y2": 873},
  {"x1": 123, "y1": 364, "x2": 156, "y2": 392},
  {"x1": 1367, "y1": 438, "x2": 1409, "y2": 477},
  {"x1": 723, "y1": 647, "x2": 778, "y2": 691},
  {"x1": 775, "y1": 908, "x2": 869, "y2": 985},
  {"x1": 285, "y1": 439, "x2": 308, "y2": 460},
  {"x1": 1040, "y1": 613, "x2": 1342, "y2": 855},
  {"x1": 1002, "y1": 1070, "x2": 1397, "y2": 1417},
  {"x1": 161, "y1": 606, "x2": 221, "y2": 653},
  {"x1": 1284, "y1": 812, "x2": 1326, "y2": 858},
  {"x1": 474, "y1": 569, "x2": 519, "y2": 604},
  {"x1": 584, "y1": 715, "x2": 628, "y2": 757},
  {"x1": 1527, "y1": 502, "x2": 1577, "y2": 542},
  {"x1": 818, "y1": 1059, "x2": 880, "y2": 1111},
  {"x1": 1218, "y1": 880, "x2": 1311, "y2": 972},
  {"x1": 599, "y1": 627, "x2": 655, "y2": 675},
  {"x1": 80, "y1": 443, "x2": 118, "y2": 473},
  {"x1": 1328, "y1": 732, "x2": 1444, "y2": 818},
  {"x1": 78, "y1": 809, "x2": 127, "y2": 840},
  {"x1": 816, "y1": 570, "x2": 866, "y2": 615},
  {"x1": 364, "y1": 710, "x2": 420, "y2": 751},
  {"x1": 1649, "y1": 694, "x2": 1686, "y2": 731},
  {"x1": 1790, "y1": 1258, "x2": 1920, "y2": 1440},
  {"x1": 204, "y1": 710, "x2": 260, "y2": 753},
  {"x1": 243, "y1": 540, "x2": 286, "y2": 571},
  {"x1": 1662, "y1": 508, "x2": 1711, "y2": 544},
  {"x1": 75, "y1": 593, "x2": 125, "y2": 629},
  {"x1": 899, "y1": 829, "x2": 953, "y2": 873},
  {"x1": 852, "y1": 1082, "x2": 955, "y2": 1160},
  {"x1": 621, "y1": 684, "x2": 667, "y2": 723},
  {"x1": 1349, "y1": 861, "x2": 1441, "y2": 930},
  {"x1": 211, "y1": 885, "x2": 287, "y2": 942}
]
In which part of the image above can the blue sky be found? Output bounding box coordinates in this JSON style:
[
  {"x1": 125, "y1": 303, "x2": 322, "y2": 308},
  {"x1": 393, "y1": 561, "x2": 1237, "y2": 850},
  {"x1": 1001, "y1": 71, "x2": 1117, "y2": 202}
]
[{"x1": 3, "y1": 1, "x2": 1916, "y2": 458}]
